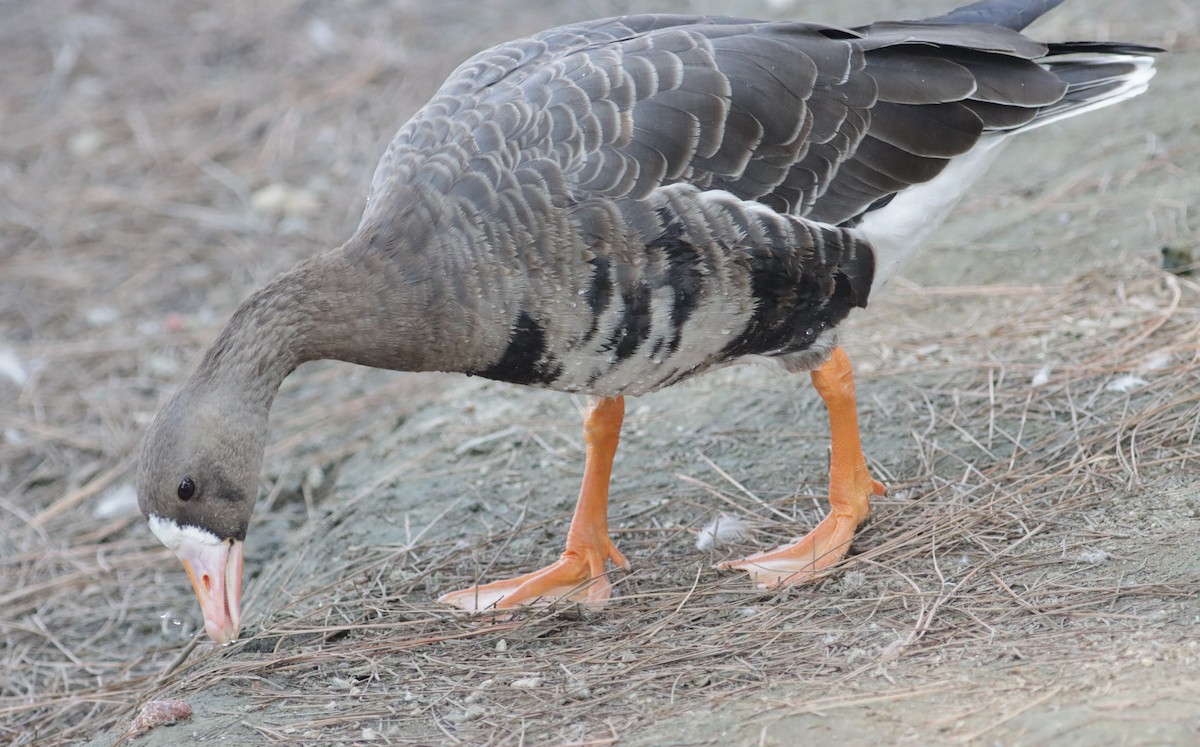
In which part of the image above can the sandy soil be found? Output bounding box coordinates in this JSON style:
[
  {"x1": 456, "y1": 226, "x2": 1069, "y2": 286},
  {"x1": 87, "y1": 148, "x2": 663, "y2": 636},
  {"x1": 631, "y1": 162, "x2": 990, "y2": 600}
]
[{"x1": 2, "y1": 0, "x2": 1198, "y2": 745}]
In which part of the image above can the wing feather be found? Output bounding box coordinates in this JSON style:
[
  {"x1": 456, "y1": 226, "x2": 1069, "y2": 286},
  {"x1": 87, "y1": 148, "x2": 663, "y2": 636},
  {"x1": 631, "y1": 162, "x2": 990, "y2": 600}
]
[{"x1": 364, "y1": 12, "x2": 1133, "y2": 232}]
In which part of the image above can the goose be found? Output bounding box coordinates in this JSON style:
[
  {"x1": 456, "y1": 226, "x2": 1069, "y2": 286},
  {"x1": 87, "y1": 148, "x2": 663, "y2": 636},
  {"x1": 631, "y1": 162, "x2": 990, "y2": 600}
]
[{"x1": 136, "y1": 0, "x2": 1158, "y2": 644}]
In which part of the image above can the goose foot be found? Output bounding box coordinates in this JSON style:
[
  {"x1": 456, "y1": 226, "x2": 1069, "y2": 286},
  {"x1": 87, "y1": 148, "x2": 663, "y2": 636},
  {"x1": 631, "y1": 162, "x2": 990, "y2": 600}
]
[
  {"x1": 439, "y1": 541, "x2": 629, "y2": 611},
  {"x1": 718, "y1": 484, "x2": 881, "y2": 587}
]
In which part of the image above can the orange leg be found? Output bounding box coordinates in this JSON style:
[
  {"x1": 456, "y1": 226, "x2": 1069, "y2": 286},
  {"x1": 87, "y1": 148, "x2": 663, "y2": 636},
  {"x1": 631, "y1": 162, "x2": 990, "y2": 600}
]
[
  {"x1": 720, "y1": 347, "x2": 885, "y2": 587},
  {"x1": 439, "y1": 396, "x2": 631, "y2": 611}
]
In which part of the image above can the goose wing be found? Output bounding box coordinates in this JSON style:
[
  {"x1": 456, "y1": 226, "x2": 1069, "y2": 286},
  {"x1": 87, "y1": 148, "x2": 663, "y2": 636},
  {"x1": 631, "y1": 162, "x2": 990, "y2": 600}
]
[{"x1": 363, "y1": 13, "x2": 1068, "y2": 230}]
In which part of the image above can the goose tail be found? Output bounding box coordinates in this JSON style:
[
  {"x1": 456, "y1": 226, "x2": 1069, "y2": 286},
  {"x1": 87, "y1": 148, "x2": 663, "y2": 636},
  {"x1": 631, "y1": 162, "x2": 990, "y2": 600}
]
[
  {"x1": 1023, "y1": 45, "x2": 1158, "y2": 131},
  {"x1": 857, "y1": 39, "x2": 1159, "y2": 285}
]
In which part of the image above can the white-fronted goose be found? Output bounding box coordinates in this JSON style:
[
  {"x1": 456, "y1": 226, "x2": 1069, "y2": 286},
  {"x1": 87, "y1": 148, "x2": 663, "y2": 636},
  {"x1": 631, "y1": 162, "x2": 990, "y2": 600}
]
[{"x1": 137, "y1": 0, "x2": 1158, "y2": 644}]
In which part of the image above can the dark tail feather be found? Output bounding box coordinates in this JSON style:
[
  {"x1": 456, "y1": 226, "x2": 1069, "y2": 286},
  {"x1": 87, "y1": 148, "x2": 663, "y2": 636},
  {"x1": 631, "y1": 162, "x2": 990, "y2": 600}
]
[
  {"x1": 925, "y1": 0, "x2": 1066, "y2": 31},
  {"x1": 1029, "y1": 45, "x2": 1159, "y2": 127},
  {"x1": 1046, "y1": 41, "x2": 1166, "y2": 56}
]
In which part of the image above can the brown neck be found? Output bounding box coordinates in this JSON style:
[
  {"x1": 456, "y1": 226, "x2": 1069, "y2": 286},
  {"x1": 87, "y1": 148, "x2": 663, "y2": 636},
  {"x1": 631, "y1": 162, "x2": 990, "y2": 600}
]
[{"x1": 193, "y1": 238, "x2": 445, "y2": 408}]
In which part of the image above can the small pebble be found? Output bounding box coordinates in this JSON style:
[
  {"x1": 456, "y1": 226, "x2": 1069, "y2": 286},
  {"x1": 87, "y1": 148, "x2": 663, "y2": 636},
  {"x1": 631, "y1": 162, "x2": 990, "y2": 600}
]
[
  {"x1": 838, "y1": 570, "x2": 868, "y2": 592},
  {"x1": 1105, "y1": 374, "x2": 1147, "y2": 393},
  {"x1": 447, "y1": 704, "x2": 486, "y2": 723},
  {"x1": 304, "y1": 465, "x2": 325, "y2": 491},
  {"x1": 126, "y1": 700, "x2": 192, "y2": 739},
  {"x1": 564, "y1": 678, "x2": 592, "y2": 700},
  {"x1": 510, "y1": 676, "x2": 543, "y2": 689},
  {"x1": 1138, "y1": 349, "x2": 1173, "y2": 372},
  {"x1": 1031, "y1": 365, "x2": 1052, "y2": 387}
]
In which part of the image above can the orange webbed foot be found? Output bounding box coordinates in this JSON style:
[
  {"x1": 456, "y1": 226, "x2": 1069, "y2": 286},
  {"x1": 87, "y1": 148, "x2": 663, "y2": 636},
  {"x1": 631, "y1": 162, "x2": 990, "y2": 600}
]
[
  {"x1": 439, "y1": 541, "x2": 630, "y2": 611},
  {"x1": 719, "y1": 478, "x2": 884, "y2": 588}
]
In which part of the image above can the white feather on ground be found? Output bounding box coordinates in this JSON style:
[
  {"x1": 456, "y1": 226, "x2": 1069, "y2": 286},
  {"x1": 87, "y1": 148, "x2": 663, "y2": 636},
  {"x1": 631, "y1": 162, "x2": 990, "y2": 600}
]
[
  {"x1": 695, "y1": 514, "x2": 756, "y2": 551},
  {"x1": 0, "y1": 348, "x2": 27, "y2": 386}
]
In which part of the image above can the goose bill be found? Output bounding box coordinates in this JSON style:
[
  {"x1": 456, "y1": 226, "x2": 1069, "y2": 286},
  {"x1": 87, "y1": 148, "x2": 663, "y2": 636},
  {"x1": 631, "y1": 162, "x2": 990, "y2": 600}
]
[{"x1": 177, "y1": 538, "x2": 243, "y2": 644}]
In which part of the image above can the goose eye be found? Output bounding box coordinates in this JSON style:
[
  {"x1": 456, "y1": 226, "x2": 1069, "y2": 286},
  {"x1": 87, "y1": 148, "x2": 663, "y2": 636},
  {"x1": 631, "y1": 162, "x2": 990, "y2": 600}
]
[{"x1": 177, "y1": 477, "x2": 196, "y2": 501}]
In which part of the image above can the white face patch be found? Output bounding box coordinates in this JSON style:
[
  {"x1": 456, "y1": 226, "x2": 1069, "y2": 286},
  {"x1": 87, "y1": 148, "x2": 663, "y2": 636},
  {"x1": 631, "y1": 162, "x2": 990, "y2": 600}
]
[{"x1": 147, "y1": 514, "x2": 223, "y2": 551}]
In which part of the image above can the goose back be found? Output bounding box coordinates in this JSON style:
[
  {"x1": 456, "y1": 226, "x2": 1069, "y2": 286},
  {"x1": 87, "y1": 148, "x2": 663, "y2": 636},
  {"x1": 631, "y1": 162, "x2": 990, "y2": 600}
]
[{"x1": 348, "y1": 12, "x2": 1153, "y2": 396}]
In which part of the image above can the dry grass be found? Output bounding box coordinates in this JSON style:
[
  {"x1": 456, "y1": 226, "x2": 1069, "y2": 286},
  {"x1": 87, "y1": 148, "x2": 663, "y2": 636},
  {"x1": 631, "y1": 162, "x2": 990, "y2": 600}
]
[{"x1": 2, "y1": 0, "x2": 1197, "y2": 745}]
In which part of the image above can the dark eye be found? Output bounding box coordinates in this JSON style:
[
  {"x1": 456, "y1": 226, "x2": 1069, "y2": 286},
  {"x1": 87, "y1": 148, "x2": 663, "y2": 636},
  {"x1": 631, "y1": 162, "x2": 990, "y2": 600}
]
[{"x1": 177, "y1": 477, "x2": 196, "y2": 501}]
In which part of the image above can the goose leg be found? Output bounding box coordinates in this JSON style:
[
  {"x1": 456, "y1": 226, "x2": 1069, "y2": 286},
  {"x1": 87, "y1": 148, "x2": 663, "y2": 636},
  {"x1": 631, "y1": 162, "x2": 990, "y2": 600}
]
[
  {"x1": 439, "y1": 396, "x2": 630, "y2": 611},
  {"x1": 720, "y1": 347, "x2": 885, "y2": 587}
]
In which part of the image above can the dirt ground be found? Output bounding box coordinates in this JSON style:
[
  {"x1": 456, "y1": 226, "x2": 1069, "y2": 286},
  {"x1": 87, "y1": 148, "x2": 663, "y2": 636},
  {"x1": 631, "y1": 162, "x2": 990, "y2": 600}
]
[{"x1": 2, "y1": 0, "x2": 1199, "y2": 745}]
